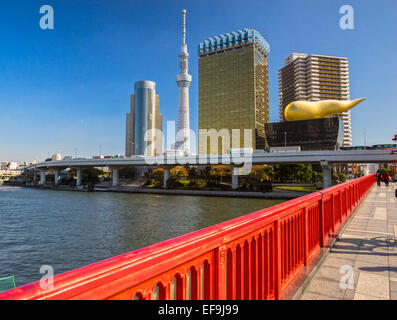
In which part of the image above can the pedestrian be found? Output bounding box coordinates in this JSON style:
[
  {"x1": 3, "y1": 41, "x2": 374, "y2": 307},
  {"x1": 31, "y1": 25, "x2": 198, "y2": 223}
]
[
  {"x1": 376, "y1": 169, "x2": 381, "y2": 186},
  {"x1": 383, "y1": 171, "x2": 391, "y2": 187}
]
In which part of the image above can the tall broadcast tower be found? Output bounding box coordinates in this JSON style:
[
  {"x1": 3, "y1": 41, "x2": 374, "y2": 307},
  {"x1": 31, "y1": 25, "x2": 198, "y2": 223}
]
[{"x1": 175, "y1": 9, "x2": 191, "y2": 155}]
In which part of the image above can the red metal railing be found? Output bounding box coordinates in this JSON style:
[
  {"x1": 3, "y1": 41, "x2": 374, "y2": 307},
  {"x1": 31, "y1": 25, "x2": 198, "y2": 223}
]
[{"x1": 0, "y1": 174, "x2": 375, "y2": 300}]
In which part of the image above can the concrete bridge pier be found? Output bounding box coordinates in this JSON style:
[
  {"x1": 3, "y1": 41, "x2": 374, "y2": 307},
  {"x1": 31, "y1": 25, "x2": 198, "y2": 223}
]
[
  {"x1": 54, "y1": 169, "x2": 60, "y2": 186},
  {"x1": 112, "y1": 168, "x2": 119, "y2": 187},
  {"x1": 320, "y1": 160, "x2": 332, "y2": 189},
  {"x1": 163, "y1": 166, "x2": 171, "y2": 189},
  {"x1": 232, "y1": 167, "x2": 239, "y2": 190},
  {"x1": 76, "y1": 168, "x2": 82, "y2": 187},
  {"x1": 39, "y1": 171, "x2": 46, "y2": 185}
]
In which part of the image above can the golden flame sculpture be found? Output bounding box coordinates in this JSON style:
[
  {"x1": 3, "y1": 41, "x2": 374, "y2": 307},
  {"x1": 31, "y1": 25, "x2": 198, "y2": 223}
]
[{"x1": 284, "y1": 98, "x2": 366, "y2": 121}]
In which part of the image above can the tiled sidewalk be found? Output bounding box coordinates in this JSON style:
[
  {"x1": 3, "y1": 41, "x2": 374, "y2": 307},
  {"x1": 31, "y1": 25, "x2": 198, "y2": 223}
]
[{"x1": 300, "y1": 183, "x2": 397, "y2": 300}]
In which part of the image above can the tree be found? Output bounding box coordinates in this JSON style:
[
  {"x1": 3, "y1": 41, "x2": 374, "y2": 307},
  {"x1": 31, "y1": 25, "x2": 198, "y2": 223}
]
[
  {"x1": 187, "y1": 166, "x2": 198, "y2": 178},
  {"x1": 380, "y1": 167, "x2": 393, "y2": 175},
  {"x1": 153, "y1": 168, "x2": 164, "y2": 180},
  {"x1": 273, "y1": 165, "x2": 294, "y2": 182},
  {"x1": 332, "y1": 173, "x2": 339, "y2": 185},
  {"x1": 339, "y1": 173, "x2": 347, "y2": 183},
  {"x1": 209, "y1": 165, "x2": 231, "y2": 183},
  {"x1": 249, "y1": 165, "x2": 272, "y2": 181},
  {"x1": 296, "y1": 164, "x2": 313, "y2": 183},
  {"x1": 170, "y1": 166, "x2": 188, "y2": 180}
]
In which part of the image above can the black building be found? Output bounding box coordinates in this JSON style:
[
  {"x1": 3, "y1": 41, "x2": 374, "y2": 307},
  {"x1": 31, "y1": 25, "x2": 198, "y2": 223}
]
[{"x1": 265, "y1": 117, "x2": 344, "y2": 151}]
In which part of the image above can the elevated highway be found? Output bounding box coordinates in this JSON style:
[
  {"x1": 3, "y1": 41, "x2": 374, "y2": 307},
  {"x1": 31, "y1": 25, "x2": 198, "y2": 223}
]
[{"x1": 31, "y1": 150, "x2": 397, "y2": 189}]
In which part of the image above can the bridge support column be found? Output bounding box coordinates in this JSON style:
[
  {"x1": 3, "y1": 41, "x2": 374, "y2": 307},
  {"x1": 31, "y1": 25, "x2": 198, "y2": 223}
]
[
  {"x1": 54, "y1": 169, "x2": 60, "y2": 186},
  {"x1": 232, "y1": 167, "x2": 239, "y2": 190},
  {"x1": 39, "y1": 171, "x2": 46, "y2": 185},
  {"x1": 321, "y1": 160, "x2": 332, "y2": 189},
  {"x1": 112, "y1": 168, "x2": 119, "y2": 187},
  {"x1": 163, "y1": 167, "x2": 170, "y2": 188},
  {"x1": 76, "y1": 168, "x2": 82, "y2": 186}
]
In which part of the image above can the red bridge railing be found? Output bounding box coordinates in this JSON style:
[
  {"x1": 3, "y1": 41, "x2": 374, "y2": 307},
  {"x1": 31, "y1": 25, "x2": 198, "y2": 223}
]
[{"x1": 0, "y1": 174, "x2": 375, "y2": 300}]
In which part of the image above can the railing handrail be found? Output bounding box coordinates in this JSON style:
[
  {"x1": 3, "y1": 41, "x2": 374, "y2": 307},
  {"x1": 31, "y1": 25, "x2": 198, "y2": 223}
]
[{"x1": 0, "y1": 174, "x2": 375, "y2": 300}]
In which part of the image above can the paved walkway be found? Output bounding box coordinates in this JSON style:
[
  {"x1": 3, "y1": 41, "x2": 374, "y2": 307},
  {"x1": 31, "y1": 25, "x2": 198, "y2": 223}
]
[{"x1": 300, "y1": 183, "x2": 397, "y2": 300}]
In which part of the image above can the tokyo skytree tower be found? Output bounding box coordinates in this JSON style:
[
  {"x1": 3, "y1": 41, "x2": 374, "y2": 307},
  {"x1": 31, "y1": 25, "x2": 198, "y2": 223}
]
[{"x1": 175, "y1": 9, "x2": 191, "y2": 155}]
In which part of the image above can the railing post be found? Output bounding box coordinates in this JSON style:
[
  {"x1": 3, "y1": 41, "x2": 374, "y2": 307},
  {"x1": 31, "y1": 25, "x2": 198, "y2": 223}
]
[
  {"x1": 353, "y1": 183, "x2": 356, "y2": 207},
  {"x1": 331, "y1": 193, "x2": 335, "y2": 237},
  {"x1": 255, "y1": 235, "x2": 260, "y2": 300},
  {"x1": 303, "y1": 206, "x2": 309, "y2": 266},
  {"x1": 248, "y1": 241, "x2": 252, "y2": 300},
  {"x1": 319, "y1": 195, "x2": 325, "y2": 248},
  {"x1": 345, "y1": 187, "x2": 349, "y2": 217},
  {"x1": 165, "y1": 283, "x2": 171, "y2": 300},
  {"x1": 182, "y1": 276, "x2": 187, "y2": 300},
  {"x1": 216, "y1": 246, "x2": 227, "y2": 300},
  {"x1": 274, "y1": 220, "x2": 282, "y2": 300},
  {"x1": 339, "y1": 190, "x2": 342, "y2": 225},
  {"x1": 232, "y1": 248, "x2": 236, "y2": 300},
  {"x1": 198, "y1": 267, "x2": 202, "y2": 300}
]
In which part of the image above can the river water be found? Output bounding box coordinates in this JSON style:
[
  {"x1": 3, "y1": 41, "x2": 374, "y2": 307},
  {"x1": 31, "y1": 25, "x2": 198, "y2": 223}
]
[{"x1": 0, "y1": 185, "x2": 285, "y2": 287}]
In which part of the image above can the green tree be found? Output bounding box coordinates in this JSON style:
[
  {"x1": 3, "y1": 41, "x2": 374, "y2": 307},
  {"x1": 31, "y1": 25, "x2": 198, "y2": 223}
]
[
  {"x1": 249, "y1": 165, "x2": 272, "y2": 181},
  {"x1": 296, "y1": 164, "x2": 313, "y2": 183},
  {"x1": 332, "y1": 173, "x2": 339, "y2": 185}
]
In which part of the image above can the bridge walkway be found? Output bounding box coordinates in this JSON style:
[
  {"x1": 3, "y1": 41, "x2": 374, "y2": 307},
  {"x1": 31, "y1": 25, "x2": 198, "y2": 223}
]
[{"x1": 299, "y1": 183, "x2": 397, "y2": 300}]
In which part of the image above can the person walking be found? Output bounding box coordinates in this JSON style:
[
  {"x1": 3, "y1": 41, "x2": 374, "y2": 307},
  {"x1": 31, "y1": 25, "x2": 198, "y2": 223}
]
[
  {"x1": 376, "y1": 169, "x2": 381, "y2": 186},
  {"x1": 383, "y1": 171, "x2": 391, "y2": 187}
]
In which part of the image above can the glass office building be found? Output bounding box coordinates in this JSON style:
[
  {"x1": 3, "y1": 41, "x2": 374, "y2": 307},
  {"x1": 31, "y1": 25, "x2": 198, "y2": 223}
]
[
  {"x1": 125, "y1": 81, "x2": 163, "y2": 156},
  {"x1": 198, "y1": 28, "x2": 270, "y2": 154}
]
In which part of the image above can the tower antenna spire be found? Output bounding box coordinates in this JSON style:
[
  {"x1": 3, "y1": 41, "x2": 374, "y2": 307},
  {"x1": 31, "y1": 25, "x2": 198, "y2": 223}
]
[{"x1": 182, "y1": 9, "x2": 186, "y2": 45}]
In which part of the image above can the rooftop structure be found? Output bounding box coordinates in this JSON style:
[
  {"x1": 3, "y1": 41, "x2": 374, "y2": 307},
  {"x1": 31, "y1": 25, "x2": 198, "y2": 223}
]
[{"x1": 198, "y1": 28, "x2": 270, "y2": 56}]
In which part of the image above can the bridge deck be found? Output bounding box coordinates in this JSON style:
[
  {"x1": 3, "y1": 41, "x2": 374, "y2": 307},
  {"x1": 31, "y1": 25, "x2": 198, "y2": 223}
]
[{"x1": 300, "y1": 184, "x2": 397, "y2": 300}]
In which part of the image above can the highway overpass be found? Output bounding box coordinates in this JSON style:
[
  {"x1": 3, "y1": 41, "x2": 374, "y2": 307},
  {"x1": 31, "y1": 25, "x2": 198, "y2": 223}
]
[{"x1": 31, "y1": 149, "x2": 397, "y2": 189}]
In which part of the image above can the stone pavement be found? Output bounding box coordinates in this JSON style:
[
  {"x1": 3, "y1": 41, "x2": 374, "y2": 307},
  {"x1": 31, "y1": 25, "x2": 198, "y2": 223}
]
[{"x1": 300, "y1": 183, "x2": 397, "y2": 300}]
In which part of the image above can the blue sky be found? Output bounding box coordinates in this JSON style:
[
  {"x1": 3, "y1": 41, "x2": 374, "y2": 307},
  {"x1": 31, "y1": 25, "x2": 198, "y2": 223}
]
[{"x1": 0, "y1": 0, "x2": 396, "y2": 162}]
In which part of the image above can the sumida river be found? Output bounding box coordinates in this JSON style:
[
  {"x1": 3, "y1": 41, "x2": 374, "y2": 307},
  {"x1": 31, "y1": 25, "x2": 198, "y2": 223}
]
[{"x1": 0, "y1": 185, "x2": 285, "y2": 287}]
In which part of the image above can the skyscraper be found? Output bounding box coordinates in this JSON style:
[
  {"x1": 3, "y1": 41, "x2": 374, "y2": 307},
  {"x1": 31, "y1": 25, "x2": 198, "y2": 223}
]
[
  {"x1": 198, "y1": 28, "x2": 270, "y2": 154},
  {"x1": 278, "y1": 53, "x2": 351, "y2": 146},
  {"x1": 174, "y1": 9, "x2": 192, "y2": 155},
  {"x1": 125, "y1": 80, "x2": 163, "y2": 157}
]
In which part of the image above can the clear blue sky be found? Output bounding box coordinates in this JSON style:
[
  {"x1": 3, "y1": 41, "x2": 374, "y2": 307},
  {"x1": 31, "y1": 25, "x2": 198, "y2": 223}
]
[{"x1": 1, "y1": 0, "x2": 396, "y2": 163}]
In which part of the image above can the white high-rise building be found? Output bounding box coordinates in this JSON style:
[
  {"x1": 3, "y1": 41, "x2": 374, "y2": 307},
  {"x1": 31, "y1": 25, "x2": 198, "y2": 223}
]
[
  {"x1": 174, "y1": 9, "x2": 192, "y2": 155},
  {"x1": 278, "y1": 53, "x2": 352, "y2": 146}
]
